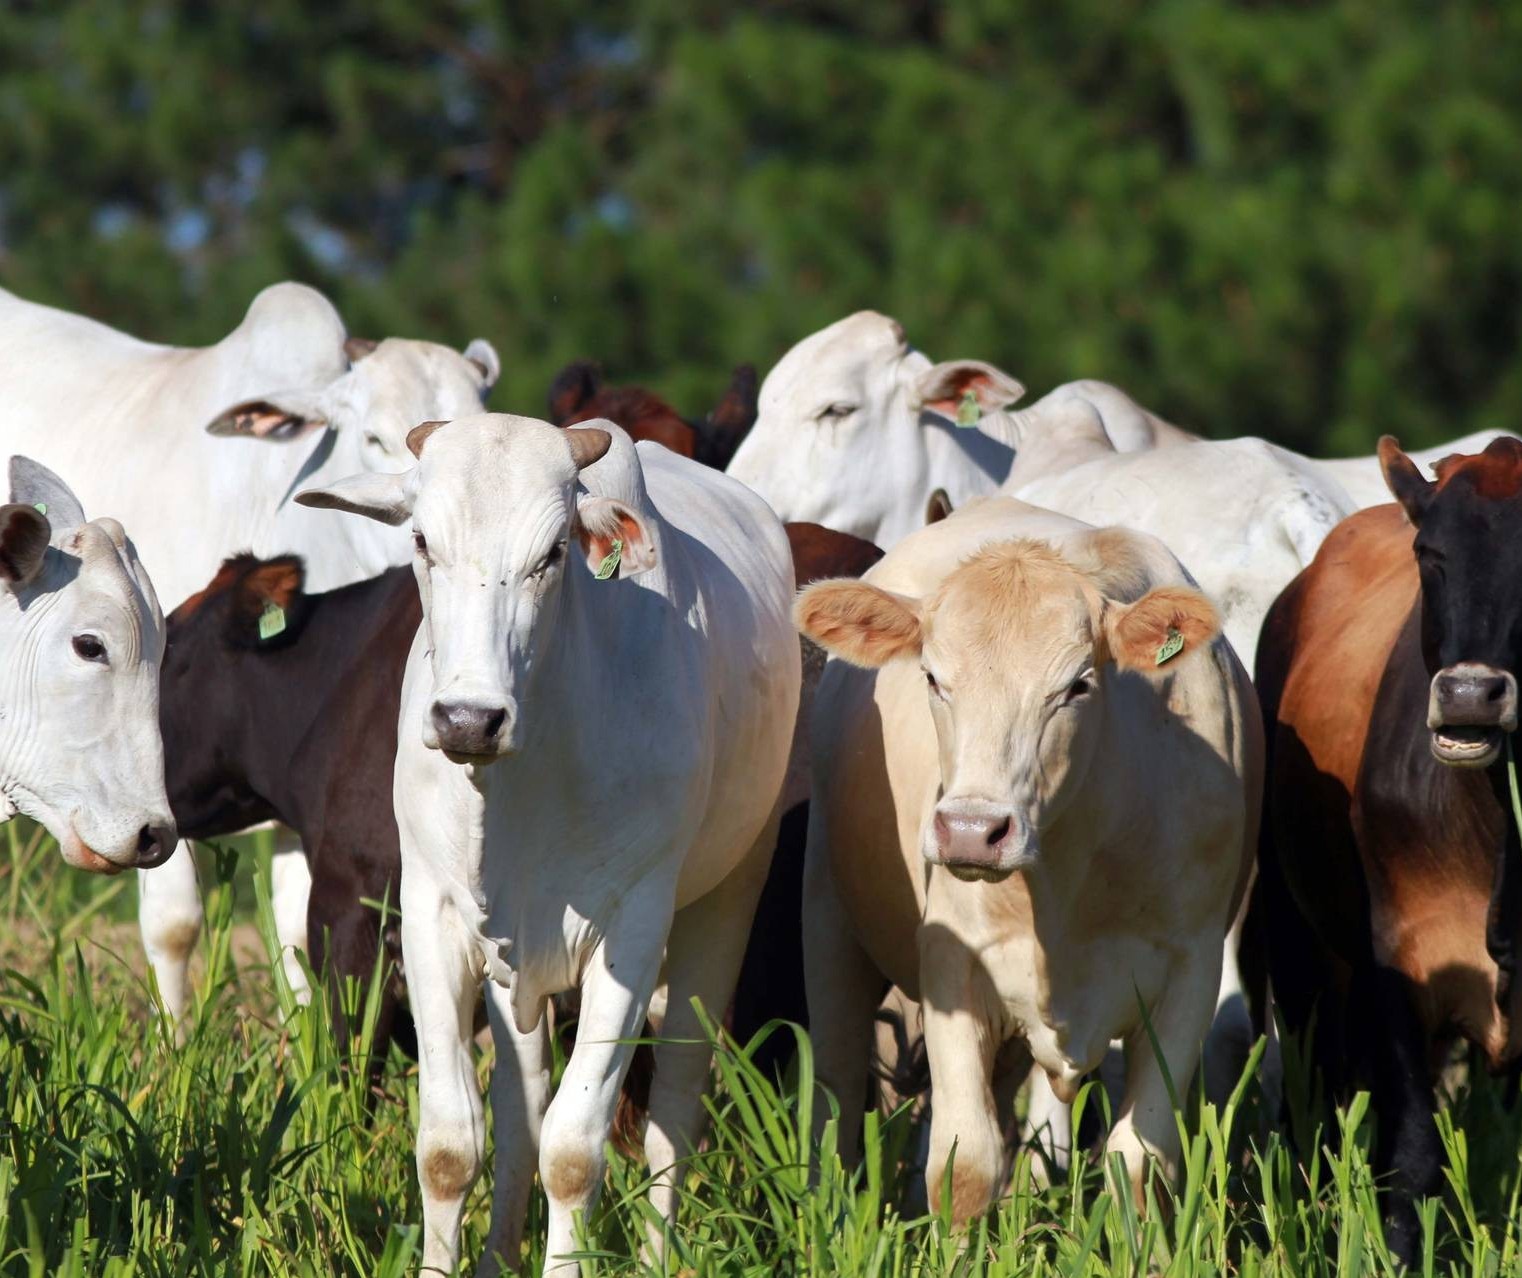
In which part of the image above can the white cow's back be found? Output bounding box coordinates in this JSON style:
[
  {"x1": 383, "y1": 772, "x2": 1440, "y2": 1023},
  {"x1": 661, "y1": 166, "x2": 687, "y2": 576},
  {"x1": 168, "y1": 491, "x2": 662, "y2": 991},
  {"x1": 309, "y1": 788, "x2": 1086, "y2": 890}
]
[
  {"x1": 0, "y1": 284, "x2": 383, "y2": 605},
  {"x1": 1014, "y1": 437, "x2": 1356, "y2": 674}
]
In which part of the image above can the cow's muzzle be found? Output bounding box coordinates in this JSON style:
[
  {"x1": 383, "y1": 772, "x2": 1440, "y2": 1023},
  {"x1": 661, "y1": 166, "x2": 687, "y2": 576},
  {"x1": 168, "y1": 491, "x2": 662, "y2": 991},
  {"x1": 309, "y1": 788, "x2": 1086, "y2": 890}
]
[
  {"x1": 62, "y1": 817, "x2": 177, "y2": 874},
  {"x1": 429, "y1": 698, "x2": 517, "y2": 763},
  {"x1": 924, "y1": 799, "x2": 1036, "y2": 883},
  {"x1": 1427, "y1": 663, "x2": 1517, "y2": 768}
]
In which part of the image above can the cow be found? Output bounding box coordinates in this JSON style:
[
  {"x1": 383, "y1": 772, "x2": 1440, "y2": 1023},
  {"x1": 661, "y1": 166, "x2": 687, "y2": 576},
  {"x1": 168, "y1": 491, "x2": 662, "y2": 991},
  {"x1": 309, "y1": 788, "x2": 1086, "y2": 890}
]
[
  {"x1": 1254, "y1": 435, "x2": 1522, "y2": 1263},
  {"x1": 159, "y1": 554, "x2": 419, "y2": 1072},
  {"x1": 724, "y1": 310, "x2": 1195, "y2": 546},
  {"x1": 0, "y1": 281, "x2": 500, "y2": 1021},
  {"x1": 1, "y1": 457, "x2": 175, "y2": 873},
  {"x1": 296, "y1": 414, "x2": 801, "y2": 1274},
  {"x1": 917, "y1": 419, "x2": 1350, "y2": 1164},
  {"x1": 795, "y1": 496, "x2": 1261, "y2": 1221},
  {"x1": 548, "y1": 359, "x2": 759, "y2": 468}
]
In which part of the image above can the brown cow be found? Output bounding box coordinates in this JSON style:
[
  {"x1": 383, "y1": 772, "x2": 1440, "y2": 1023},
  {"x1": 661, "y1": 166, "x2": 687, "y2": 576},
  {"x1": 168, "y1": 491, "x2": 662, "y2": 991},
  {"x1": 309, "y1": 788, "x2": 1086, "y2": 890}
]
[
  {"x1": 1255, "y1": 435, "x2": 1522, "y2": 1262},
  {"x1": 547, "y1": 360, "x2": 758, "y2": 468}
]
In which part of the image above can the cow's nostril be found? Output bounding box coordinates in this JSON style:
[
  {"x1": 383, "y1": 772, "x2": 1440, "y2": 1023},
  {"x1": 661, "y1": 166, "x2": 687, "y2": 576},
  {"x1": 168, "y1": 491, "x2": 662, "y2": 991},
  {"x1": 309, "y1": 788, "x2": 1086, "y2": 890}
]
[
  {"x1": 136, "y1": 824, "x2": 173, "y2": 866},
  {"x1": 482, "y1": 707, "x2": 506, "y2": 739},
  {"x1": 1488, "y1": 680, "x2": 1507, "y2": 702},
  {"x1": 986, "y1": 816, "x2": 1011, "y2": 847}
]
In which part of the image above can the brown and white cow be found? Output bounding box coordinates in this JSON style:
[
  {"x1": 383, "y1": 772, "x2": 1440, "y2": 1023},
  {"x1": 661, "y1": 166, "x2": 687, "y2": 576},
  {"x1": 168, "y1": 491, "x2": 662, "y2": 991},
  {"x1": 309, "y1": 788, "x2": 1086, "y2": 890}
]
[
  {"x1": 1254, "y1": 435, "x2": 1522, "y2": 1262},
  {"x1": 796, "y1": 496, "x2": 1261, "y2": 1219}
]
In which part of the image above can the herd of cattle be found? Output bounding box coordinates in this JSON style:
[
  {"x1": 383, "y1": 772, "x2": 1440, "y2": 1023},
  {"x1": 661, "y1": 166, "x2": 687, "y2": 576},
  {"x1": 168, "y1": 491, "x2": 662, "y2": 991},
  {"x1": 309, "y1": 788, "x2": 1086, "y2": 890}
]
[{"x1": 3, "y1": 282, "x2": 1519, "y2": 1272}]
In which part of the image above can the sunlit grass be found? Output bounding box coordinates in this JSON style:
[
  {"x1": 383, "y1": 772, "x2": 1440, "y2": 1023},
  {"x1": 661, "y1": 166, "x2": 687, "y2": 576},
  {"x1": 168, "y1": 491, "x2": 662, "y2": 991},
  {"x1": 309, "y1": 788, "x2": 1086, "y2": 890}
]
[{"x1": 3, "y1": 820, "x2": 1521, "y2": 1275}]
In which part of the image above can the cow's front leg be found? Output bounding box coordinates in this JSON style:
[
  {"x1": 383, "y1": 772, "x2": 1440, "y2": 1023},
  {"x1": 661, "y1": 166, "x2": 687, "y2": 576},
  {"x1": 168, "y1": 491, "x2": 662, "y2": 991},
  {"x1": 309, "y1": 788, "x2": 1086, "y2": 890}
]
[
  {"x1": 920, "y1": 928, "x2": 1005, "y2": 1225},
  {"x1": 269, "y1": 826, "x2": 312, "y2": 1004},
  {"x1": 402, "y1": 867, "x2": 486, "y2": 1276},
  {"x1": 540, "y1": 911, "x2": 668, "y2": 1275},
  {"x1": 138, "y1": 839, "x2": 203, "y2": 1028},
  {"x1": 1109, "y1": 954, "x2": 1220, "y2": 1206},
  {"x1": 479, "y1": 980, "x2": 552, "y2": 1276},
  {"x1": 645, "y1": 815, "x2": 778, "y2": 1253}
]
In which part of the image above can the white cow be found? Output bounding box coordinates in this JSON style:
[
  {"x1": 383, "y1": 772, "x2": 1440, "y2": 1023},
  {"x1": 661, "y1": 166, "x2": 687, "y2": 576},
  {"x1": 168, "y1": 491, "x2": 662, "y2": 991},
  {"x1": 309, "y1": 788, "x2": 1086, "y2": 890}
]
[
  {"x1": 0, "y1": 282, "x2": 500, "y2": 1018},
  {"x1": 725, "y1": 310, "x2": 1194, "y2": 545},
  {"x1": 1, "y1": 457, "x2": 175, "y2": 872},
  {"x1": 796, "y1": 497, "x2": 1260, "y2": 1220},
  {"x1": 297, "y1": 415, "x2": 800, "y2": 1274}
]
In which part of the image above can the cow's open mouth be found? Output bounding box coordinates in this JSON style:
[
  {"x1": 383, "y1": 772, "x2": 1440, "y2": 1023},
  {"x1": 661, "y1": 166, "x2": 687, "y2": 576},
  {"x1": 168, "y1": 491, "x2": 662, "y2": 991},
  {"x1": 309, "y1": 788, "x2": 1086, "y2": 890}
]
[{"x1": 1431, "y1": 725, "x2": 1504, "y2": 767}]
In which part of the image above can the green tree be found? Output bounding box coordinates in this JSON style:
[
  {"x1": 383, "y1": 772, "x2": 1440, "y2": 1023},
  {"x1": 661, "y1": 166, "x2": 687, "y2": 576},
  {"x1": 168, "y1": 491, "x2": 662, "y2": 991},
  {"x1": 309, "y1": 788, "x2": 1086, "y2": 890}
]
[{"x1": 3, "y1": 0, "x2": 1521, "y2": 454}]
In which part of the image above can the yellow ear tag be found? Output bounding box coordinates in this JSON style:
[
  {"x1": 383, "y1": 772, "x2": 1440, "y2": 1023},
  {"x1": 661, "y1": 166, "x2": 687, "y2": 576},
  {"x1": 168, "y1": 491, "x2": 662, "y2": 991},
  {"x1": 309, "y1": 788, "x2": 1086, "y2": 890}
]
[
  {"x1": 594, "y1": 538, "x2": 623, "y2": 581},
  {"x1": 1155, "y1": 626, "x2": 1184, "y2": 666},
  {"x1": 258, "y1": 602, "x2": 287, "y2": 641},
  {"x1": 955, "y1": 389, "x2": 981, "y2": 428}
]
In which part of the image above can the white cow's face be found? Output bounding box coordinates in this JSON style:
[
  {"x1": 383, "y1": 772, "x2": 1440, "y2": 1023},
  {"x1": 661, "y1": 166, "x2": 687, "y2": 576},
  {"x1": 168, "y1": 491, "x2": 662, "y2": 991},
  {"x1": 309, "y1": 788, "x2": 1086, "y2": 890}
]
[
  {"x1": 296, "y1": 414, "x2": 654, "y2": 762},
  {"x1": 796, "y1": 539, "x2": 1219, "y2": 883},
  {"x1": 725, "y1": 311, "x2": 1024, "y2": 542},
  {"x1": 206, "y1": 335, "x2": 501, "y2": 474},
  {"x1": 0, "y1": 461, "x2": 175, "y2": 873}
]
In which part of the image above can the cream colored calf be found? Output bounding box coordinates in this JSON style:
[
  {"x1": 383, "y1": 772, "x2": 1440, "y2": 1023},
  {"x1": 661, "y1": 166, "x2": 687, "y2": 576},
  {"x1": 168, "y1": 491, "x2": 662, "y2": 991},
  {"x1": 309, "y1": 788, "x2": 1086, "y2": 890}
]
[{"x1": 796, "y1": 498, "x2": 1261, "y2": 1218}]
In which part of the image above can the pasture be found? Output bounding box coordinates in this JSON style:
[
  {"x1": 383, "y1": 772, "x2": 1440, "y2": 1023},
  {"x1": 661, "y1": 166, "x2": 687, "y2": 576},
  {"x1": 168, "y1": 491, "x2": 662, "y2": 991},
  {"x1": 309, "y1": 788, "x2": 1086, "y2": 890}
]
[{"x1": 4, "y1": 820, "x2": 1521, "y2": 1276}]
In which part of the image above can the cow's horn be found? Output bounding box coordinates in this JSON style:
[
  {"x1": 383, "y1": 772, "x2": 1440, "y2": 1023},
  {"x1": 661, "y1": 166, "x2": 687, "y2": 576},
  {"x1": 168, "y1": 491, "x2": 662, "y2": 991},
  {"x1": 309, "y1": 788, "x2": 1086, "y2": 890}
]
[{"x1": 566, "y1": 426, "x2": 612, "y2": 471}]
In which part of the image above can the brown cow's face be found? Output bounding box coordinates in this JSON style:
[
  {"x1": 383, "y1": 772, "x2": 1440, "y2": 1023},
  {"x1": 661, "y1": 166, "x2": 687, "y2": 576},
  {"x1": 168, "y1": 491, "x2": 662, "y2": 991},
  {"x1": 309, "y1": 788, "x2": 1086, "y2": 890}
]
[
  {"x1": 795, "y1": 539, "x2": 1220, "y2": 882},
  {"x1": 1381, "y1": 435, "x2": 1522, "y2": 768}
]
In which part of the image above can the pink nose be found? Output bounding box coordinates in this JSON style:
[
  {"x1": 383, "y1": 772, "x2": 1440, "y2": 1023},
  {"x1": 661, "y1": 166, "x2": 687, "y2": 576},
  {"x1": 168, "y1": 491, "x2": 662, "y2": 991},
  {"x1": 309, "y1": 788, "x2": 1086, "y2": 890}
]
[{"x1": 933, "y1": 807, "x2": 1016, "y2": 869}]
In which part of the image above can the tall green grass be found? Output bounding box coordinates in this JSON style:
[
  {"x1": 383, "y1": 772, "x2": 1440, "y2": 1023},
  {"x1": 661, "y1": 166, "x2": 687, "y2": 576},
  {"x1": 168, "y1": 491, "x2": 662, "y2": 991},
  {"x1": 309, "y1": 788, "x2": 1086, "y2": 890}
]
[{"x1": 3, "y1": 824, "x2": 1521, "y2": 1275}]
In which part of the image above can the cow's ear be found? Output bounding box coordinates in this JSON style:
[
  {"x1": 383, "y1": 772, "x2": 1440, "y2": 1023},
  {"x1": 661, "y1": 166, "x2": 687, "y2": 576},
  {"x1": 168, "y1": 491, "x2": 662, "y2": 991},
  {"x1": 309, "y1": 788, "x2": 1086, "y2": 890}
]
[
  {"x1": 915, "y1": 360, "x2": 1026, "y2": 421},
  {"x1": 9, "y1": 455, "x2": 86, "y2": 534},
  {"x1": 1379, "y1": 436, "x2": 1435, "y2": 525},
  {"x1": 1103, "y1": 585, "x2": 1220, "y2": 673},
  {"x1": 206, "y1": 391, "x2": 329, "y2": 441},
  {"x1": 229, "y1": 556, "x2": 307, "y2": 647},
  {"x1": 344, "y1": 336, "x2": 379, "y2": 363},
  {"x1": 697, "y1": 363, "x2": 758, "y2": 469},
  {"x1": 794, "y1": 579, "x2": 923, "y2": 668},
  {"x1": 464, "y1": 338, "x2": 501, "y2": 393},
  {"x1": 925, "y1": 488, "x2": 954, "y2": 525},
  {"x1": 296, "y1": 470, "x2": 417, "y2": 525},
  {"x1": 574, "y1": 496, "x2": 656, "y2": 579},
  {"x1": 548, "y1": 361, "x2": 601, "y2": 423},
  {"x1": 0, "y1": 503, "x2": 51, "y2": 589}
]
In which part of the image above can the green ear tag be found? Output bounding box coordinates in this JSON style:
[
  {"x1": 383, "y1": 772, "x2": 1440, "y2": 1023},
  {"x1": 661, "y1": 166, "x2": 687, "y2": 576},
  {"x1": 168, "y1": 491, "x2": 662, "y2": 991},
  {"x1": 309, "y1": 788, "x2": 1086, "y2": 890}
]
[
  {"x1": 594, "y1": 538, "x2": 623, "y2": 581},
  {"x1": 32, "y1": 502, "x2": 46, "y2": 515},
  {"x1": 1155, "y1": 626, "x2": 1184, "y2": 666},
  {"x1": 258, "y1": 602, "x2": 287, "y2": 641},
  {"x1": 955, "y1": 389, "x2": 982, "y2": 428}
]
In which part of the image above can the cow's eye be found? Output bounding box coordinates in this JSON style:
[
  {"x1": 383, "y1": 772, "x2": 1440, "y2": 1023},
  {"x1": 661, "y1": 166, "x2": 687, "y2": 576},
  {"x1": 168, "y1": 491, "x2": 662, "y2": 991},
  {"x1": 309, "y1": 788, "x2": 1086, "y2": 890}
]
[
  {"x1": 413, "y1": 532, "x2": 428, "y2": 558},
  {"x1": 925, "y1": 669, "x2": 946, "y2": 698},
  {"x1": 72, "y1": 634, "x2": 107, "y2": 664},
  {"x1": 817, "y1": 403, "x2": 857, "y2": 421},
  {"x1": 1064, "y1": 673, "x2": 1093, "y2": 704},
  {"x1": 363, "y1": 431, "x2": 383, "y2": 450},
  {"x1": 531, "y1": 542, "x2": 565, "y2": 577}
]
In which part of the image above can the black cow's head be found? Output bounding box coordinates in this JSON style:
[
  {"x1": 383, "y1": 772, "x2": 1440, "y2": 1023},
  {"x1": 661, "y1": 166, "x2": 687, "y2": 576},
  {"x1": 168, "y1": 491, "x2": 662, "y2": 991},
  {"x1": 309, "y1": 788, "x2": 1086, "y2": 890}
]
[
  {"x1": 1381, "y1": 435, "x2": 1522, "y2": 767},
  {"x1": 159, "y1": 554, "x2": 310, "y2": 832}
]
